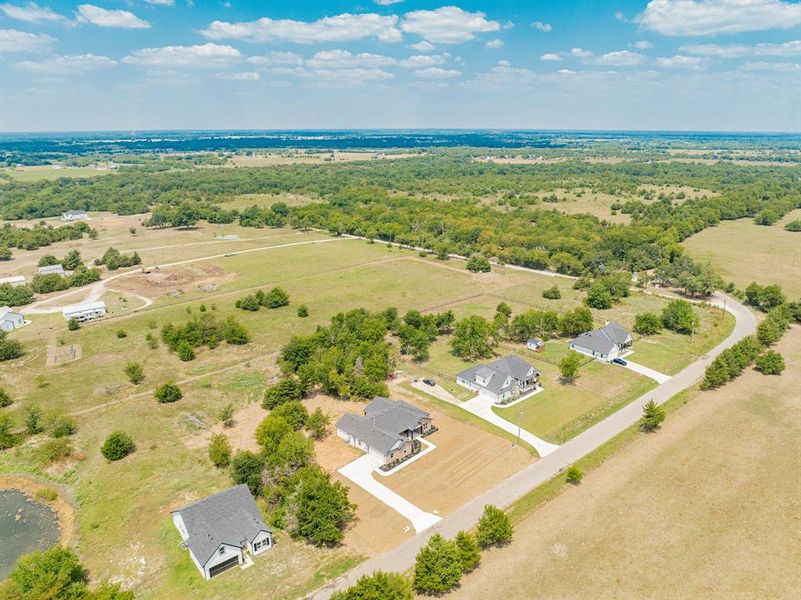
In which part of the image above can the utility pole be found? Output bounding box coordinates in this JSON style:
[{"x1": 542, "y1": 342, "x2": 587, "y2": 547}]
[
  {"x1": 721, "y1": 296, "x2": 727, "y2": 323},
  {"x1": 516, "y1": 407, "x2": 524, "y2": 445}
]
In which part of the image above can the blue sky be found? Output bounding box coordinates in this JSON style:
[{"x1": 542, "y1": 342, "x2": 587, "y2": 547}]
[{"x1": 1, "y1": 0, "x2": 799, "y2": 132}]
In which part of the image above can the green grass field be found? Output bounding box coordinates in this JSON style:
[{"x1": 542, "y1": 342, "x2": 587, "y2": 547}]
[{"x1": 4, "y1": 166, "x2": 110, "y2": 182}]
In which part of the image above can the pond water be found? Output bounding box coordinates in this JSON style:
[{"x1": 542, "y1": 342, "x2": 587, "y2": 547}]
[{"x1": 0, "y1": 489, "x2": 61, "y2": 579}]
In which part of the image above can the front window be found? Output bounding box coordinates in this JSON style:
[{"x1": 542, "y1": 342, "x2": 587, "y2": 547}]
[{"x1": 219, "y1": 547, "x2": 225, "y2": 555}]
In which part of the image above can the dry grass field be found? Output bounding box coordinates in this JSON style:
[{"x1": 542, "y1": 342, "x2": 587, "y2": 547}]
[
  {"x1": 228, "y1": 151, "x2": 420, "y2": 167},
  {"x1": 683, "y1": 212, "x2": 801, "y2": 297},
  {"x1": 455, "y1": 327, "x2": 801, "y2": 600}
]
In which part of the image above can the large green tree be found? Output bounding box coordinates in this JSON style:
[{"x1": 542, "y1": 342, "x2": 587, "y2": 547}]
[{"x1": 450, "y1": 315, "x2": 496, "y2": 360}]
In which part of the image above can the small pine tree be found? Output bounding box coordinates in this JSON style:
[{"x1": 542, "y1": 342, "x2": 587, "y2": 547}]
[
  {"x1": 542, "y1": 285, "x2": 561, "y2": 300},
  {"x1": 754, "y1": 350, "x2": 785, "y2": 375},
  {"x1": 297, "y1": 304, "x2": 309, "y2": 318},
  {"x1": 476, "y1": 504, "x2": 513, "y2": 548},
  {"x1": 454, "y1": 531, "x2": 481, "y2": 573},
  {"x1": 116, "y1": 330, "x2": 127, "y2": 339},
  {"x1": 413, "y1": 534, "x2": 463, "y2": 595},
  {"x1": 124, "y1": 362, "x2": 144, "y2": 385},
  {"x1": 218, "y1": 403, "x2": 235, "y2": 427},
  {"x1": 331, "y1": 571, "x2": 412, "y2": 600},
  {"x1": 24, "y1": 406, "x2": 44, "y2": 435},
  {"x1": 565, "y1": 465, "x2": 583, "y2": 485},
  {"x1": 101, "y1": 431, "x2": 135, "y2": 461},
  {"x1": 305, "y1": 407, "x2": 330, "y2": 440},
  {"x1": 154, "y1": 382, "x2": 182, "y2": 404},
  {"x1": 640, "y1": 399, "x2": 665, "y2": 432},
  {"x1": 67, "y1": 318, "x2": 80, "y2": 331},
  {"x1": 208, "y1": 433, "x2": 232, "y2": 468},
  {"x1": 0, "y1": 387, "x2": 12, "y2": 408},
  {"x1": 176, "y1": 341, "x2": 195, "y2": 361}
]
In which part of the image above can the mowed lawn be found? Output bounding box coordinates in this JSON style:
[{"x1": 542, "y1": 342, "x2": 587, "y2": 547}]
[
  {"x1": 683, "y1": 213, "x2": 801, "y2": 297},
  {"x1": 456, "y1": 327, "x2": 801, "y2": 599}
]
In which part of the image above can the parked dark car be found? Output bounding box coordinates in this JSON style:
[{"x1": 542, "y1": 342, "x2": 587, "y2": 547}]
[
  {"x1": 611, "y1": 358, "x2": 628, "y2": 366},
  {"x1": 422, "y1": 378, "x2": 436, "y2": 386}
]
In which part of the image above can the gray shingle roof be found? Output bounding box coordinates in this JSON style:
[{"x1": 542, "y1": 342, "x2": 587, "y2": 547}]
[
  {"x1": 37, "y1": 264, "x2": 65, "y2": 275},
  {"x1": 570, "y1": 322, "x2": 631, "y2": 355},
  {"x1": 336, "y1": 397, "x2": 430, "y2": 455},
  {"x1": 457, "y1": 355, "x2": 538, "y2": 395},
  {"x1": 172, "y1": 485, "x2": 271, "y2": 566}
]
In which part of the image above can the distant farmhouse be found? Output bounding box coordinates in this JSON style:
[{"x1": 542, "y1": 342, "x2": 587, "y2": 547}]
[
  {"x1": 0, "y1": 275, "x2": 26, "y2": 287},
  {"x1": 62, "y1": 209, "x2": 89, "y2": 222},
  {"x1": 172, "y1": 485, "x2": 273, "y2": 580},
  {"x1": 336, "y1": 397, "x2": 434, "y2": 467},
  {"x1": 62, "y1": 301, "x2": 106, "y2": 322},
  {"x1": 569, "y1": 321, "x2": 632, "y2": 361},
  {"x1": 457, "y1": 355, "x2": 540, "y2": 404},
  {"x1": 526, "y1": 338, "x2": 544, "y2": 351},
  {"x1": 0, "y1": 306, "x2": 24, "y2": 332},
  {"x1": 37, "y1": 264, "x2": 66, "y2": 276}
]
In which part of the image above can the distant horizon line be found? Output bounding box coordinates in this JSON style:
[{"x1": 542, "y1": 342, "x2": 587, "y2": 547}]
[{"x1": 1, "y1": 127, "x2": 799, "y2": 137}]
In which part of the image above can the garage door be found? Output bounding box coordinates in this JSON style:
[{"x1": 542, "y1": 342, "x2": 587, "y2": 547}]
[{"x1": 208, "y1": 555, "x2": 240, "y2": 578}]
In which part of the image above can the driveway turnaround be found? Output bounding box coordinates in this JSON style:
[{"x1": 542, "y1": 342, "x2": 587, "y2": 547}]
[
  {"x1": 338, "y1": 454, "x2": 441, "y2": 534},
  {"x1": 314, "y1": 293, "x2": 755, "y2": 599},
  {"x1": 411, "y1": 381, "x2": 559, "y2": 457},
  {"x1": 616, "y1": 360, "x2": 671, "y2": 384}
]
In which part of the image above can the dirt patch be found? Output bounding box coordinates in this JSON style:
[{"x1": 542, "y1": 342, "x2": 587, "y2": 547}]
[
  {"x1": 184, "y1": 402, "x2": 268, "y2": 453},
  {"x1": 46, "y1": 341, "x2": 82, "y2": 367},
  {"x1": 111, "y1": 264, "x2": 236, "y2": 300},
  {"x1": 0, "y1": 475, "x2": 76, "y2": 548}
]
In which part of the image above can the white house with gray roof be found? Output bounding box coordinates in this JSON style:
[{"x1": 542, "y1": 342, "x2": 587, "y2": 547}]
[
  {"x1": 37, "y1": 264, "x2": 66, "y2": 276},
  {"x1": 62, "y1": 209, "x2": 89, "y2": 222},
  {"x1": 457, "y1": 355, "x2": 540, "y2": 404},
  {"x1": 0, "y1": 306, "x2": 24, "y2": 332},
  {"x1": 569, "y1": 321, "x2": 632, "y2": 361},
  {"x1": 171, "y1": 485, "x2": 273, "y2": 580},
  {"x1": 336, "y1": 397, "x2": 433, "y2": 466}
]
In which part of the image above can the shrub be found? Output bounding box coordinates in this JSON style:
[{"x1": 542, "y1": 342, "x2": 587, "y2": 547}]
[
  {"x1": 0, "y1": 332, "x2": 24, "y2": 362},
  {"x1": 476, "y1": 504, "x2": 513, "y2": 548},
  {"x1": 331, "y1": 571, "x2": 413, "y2": 600},
  {"x1": 542, "y1": 285, "x2": 561, "y2": 300},
  {"x1": 101, "y1": 431, "x2": 135, "y2": 461},
  {"x1": 24, "y1": 406, "x2": 44, "y2": 435},
  {"x1": 640, "y1": 399, "x2": 665, "y2": 432},
  {"x1": 145, "y1": 332, "x2": 158, "y2": 349},
  {"x1": 634, "y1": 312, "x2": 662, "y2": 335},
  {"x1": 0, "y1": 414, "x2": 18, "y2": 448},
  {"x1": 565, "y1": 465, "x2": 584, "y2": 485},
  {"x1": 218, "y1": 402, "x2": 235, "y2": 427},
  {"x1": 785, "y1": 219, "x2": 801, "y2": 232},
  {"x1": 305, "y1": 407, "x2": 330, "y2": 440},
  {"x1": 413, "y1": 534, "x2": 463, "y2": 595},
  {"x1": 584, "y1": 282, "x2": 613, "y2": 309},
  {"x1": 454, "y1": 531, "x2": 481, "y2": 573},
  {"x1": 209, "y1": 433, "x2": 232, "y2": 468},
  {"x1": 124, "y1": 362, "x2": 144, "y2": 384},
  {"x1": 235, "y1": 294, "x2": 261, "y2": 311},
  {"x1": 49, "y1": 414, "x2": 77, "y2": 438},
  {"x1": 175, "y1": 341, "x2": 195, "y2": 361},
  {"x1": 68, "y1": 318, "x2": 80, "y2": 331},
  {"x1": 0, "y1": 387, "x2": 12, "y2": 408},
  {"x1": 466, "y1": 255, "x2": 491, "y2": 272},
  {"x1": 115, "y1": 329, "x2": 127, "y2": 339},
  {"x1": 154, "y1": 382, "x2": 182, "y2": 403},
  {"x1": 297, "y1": 304, "x2": 309, "y2": 318},
  {"x1": 263, "y1": 287, "x2": 290, "y2": 308},
  {"x1": 38, "y1": 438, "x2": 73, "y2": 464},
  {"x1": 255, "y1": 415, "x2": 292, "y2": 455},
  {"x1": 230, "y1": 451, "x2": 266, "y2": 496},
  {"x1": 755, "y1": 350, "x2": 785, "y2": 375}
]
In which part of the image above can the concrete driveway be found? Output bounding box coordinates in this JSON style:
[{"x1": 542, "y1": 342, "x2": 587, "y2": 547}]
[
  {"x1": 616, "y1": 360, "x2": 671, "y2": 384},
  {"x1": 412, "y1": 380, "x2": 559, "y2": 457},
  {"x1": 338, "y1": 454, "x2": 441, "y2": 533}
]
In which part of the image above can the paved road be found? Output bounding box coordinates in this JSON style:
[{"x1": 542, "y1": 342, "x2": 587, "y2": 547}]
[{"x1": 312, "y1": 293, "x2": 755, "y2": 598}]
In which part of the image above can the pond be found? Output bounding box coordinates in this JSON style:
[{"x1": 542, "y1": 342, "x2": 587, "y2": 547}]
[{"x1": 0, "y1": 489, "x2": 61, "y2": 579}]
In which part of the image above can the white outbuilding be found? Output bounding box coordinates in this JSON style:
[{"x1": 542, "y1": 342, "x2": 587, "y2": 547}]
[
  {"x1": 0, "y1": 306, "x2": 24, "y2": 331},
  {"x1": 62, "y1": 301, "x2": 106, "y2": 322},
  {"x1": 62, "y1": 209, "x2": 89, "y2": 222},
  {"x1": 0, "y1": 275, "x2": 26, "y2": 286}
]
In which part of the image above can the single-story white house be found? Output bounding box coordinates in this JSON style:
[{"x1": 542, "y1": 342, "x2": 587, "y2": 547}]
[
  {"x1": 457, "y1": 355, "x2": 540, "y2": 404},
  {"x1": 62, "y1": 210, "x2": 89, "y2": 222},
  {"x1": 62, "y1": 301, "x2": 106, "y2": 322},
  {"x1": 0, "y1": 306, "x2": 24, "y2": 331},
  {"x1": 0, "y1": 275, "x2": 26, "y2": 287},
  {"x1": 569, "y1": 321, "x2": 633, "y2": 361},
  {"x1": 172, "y1": 485, "x2": 273, "y2": 580},
  {"x1": 37, "y1": 264, "x2": 66, "y2": 276},
  {"x1": 336, "y1": 397, "x2": 434, "y2": 466},
  {"x1": 526, "y1": 338, "x2": 544, "y2": 351}
]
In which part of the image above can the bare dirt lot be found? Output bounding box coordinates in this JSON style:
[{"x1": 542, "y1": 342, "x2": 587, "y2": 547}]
[
  {"x1": 110, "y1": 263, "x2": 236, "y2": 301},
  {"x1": 456, "y1": 327, "x2": 801, "y2": 600}
]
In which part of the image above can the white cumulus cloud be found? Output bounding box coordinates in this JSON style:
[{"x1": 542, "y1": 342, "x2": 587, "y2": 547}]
[
  {"x1": 201, "y1": 13, "x2": 401, "y2": 44},
  {"x1": 485, "y1": 38, "x2": 504, "y2": 49},
  {"x1": 410, "y1": 40, "x2": 434, "y2": 51},
  {"x1": 570, "y1": 48, "x2": 593, "y2": 58},
  {"x1": 246, "y1": 51, "x2": 303, "y2": 67},
  {"x1": 633, "y1": 40, "x2": 653, "y2": 49},
  {"x1": 539, "y1": 53, "x2": 561, "y2": 62},
  {"x1": 306, "y1": 49, "x2": 396, "y2": 69},
  {"x1": 400, "y1": 6, "x2": 500, "y2": 44},
  {"x1": 740, "y1": 60, "x2": 801, "y2": 72},
  {"x1": 0, "y1": 28, "x2": 54, "y2": 52},
  {"x1": 398, "y1": 53, "x2": 448, "y2": 68},
  {"x1": 654, "y1": 55, "x2": 704, "y2": 68},
  {"x1": 123, "y1": 43, "x2": 241, "y2": 68},
  {"x1": 14, "y1": 53, "x2": 116, "y2": 74},
  {"x1": 217, "y1": 71, "x2": 260, "y2": 81},
  {"x1": 680, "y1": 40, "x2": 801, "y2": 57},
  {"x1": 75, "y1": 4, "x2": 150, "y2": 29},
  {"x1": 0, "y1": 2, "x2": 63, "y2": 23},
  {"x1": 374, "y1": 0, "x2": 404, "y2": 5},
  {"x1": 531, "y1": 21, "x2": 552, "y2": 32},
  {"x1": 414, "y1": 66, "x2": 461, "y2": 78},
  {"x1": 596, "y1": 50, "x2": 646, "y2": 66},
  {"x1": 144, "y1": 0, "x2": 175, "y2": 5},
  {"x1": 639, "y1": 0, "x2": 801, "y2": 36}
]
